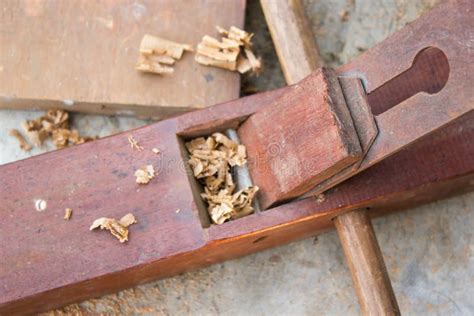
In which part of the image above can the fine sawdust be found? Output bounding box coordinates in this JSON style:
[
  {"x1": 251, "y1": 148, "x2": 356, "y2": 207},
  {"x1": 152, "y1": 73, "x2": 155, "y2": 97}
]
[
  {"x1": 90, "y1": 213, "x2": 137, "y2": 243},
  {"x1": 15, "y1": 110, "x2": 95, "y2": 149},
  {"x1": 134, "y1": 165, "x2": 155, "y2": 184},
  {"x1": 195, "y1": 26, "x2": 262, "y2": 74},
  {"x1": 136, "y1": 34, "x2": 193, "y2": 74},
  {"x1": 186, "y1": 133, "x2": 258, "y2": 224}
]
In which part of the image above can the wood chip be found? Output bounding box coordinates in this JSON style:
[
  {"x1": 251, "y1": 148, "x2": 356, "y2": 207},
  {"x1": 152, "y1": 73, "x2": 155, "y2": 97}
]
[
  {"x1": 186, "y1": 133, "x2": 257, "y2": 224},
  {"x1": 118, "y1": 213, "x2": 137, "y2": 226},
  {"x1": 9, "y1": 129, "x2": 32, "y2": 151},
  {"x1": 136, "y1": 34, "x2": 193, "y2": 75},
  {"x1": 19, "y1": 110, "x2": 95, "y2": 149},
  {"x1": 90, "y1": 213, "x2": 137, "y2": 243},
  {"x1": 64, "y1": 208, "x2": 73, "y2": 221},
  {"x1": 152, "y1": 148, "x2": 160, "y2": 154},
  {"x1": 195, "y1": 26, "x2": 261, "y2": 74},
  {"x1": 128, "y1": 135, "x2": 144, "y2": 151},
  {"x1": 134, "y1": 165, "x2": 155, "y2": 184}
]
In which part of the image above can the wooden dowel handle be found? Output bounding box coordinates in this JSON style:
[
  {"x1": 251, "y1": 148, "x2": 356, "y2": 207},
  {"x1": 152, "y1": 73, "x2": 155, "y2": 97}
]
[
  {"x1": 260, "y1": 0, "x2": 322, "y2": 84},
  {"x1": 334, "y1": 210, "x2": 400, "y2": 316}
]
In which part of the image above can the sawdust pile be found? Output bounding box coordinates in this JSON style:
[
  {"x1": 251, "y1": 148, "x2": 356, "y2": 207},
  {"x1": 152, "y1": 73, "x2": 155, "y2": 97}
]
[
  {"x1": 136, "y1": 34, "x2": 193, "y2": 74},
  {"x1": 186, "y1": 133, "x2": 258, "y2": 225},
  {"x1": 11, "y1": 110, "x2": 95, "y2": 150},
  {"x1": 195, "y1": 26, "x2": 262, "y2": 74},
  {"x1": 90, "y1": 213, "x2": 137, "y2": 243}
]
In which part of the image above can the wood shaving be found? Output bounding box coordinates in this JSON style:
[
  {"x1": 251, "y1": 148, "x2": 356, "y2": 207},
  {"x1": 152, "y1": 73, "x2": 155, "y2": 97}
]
[
  {"x1": 9, "y1": 129, "x2": 32, "y2": 151},
  {"x1": 64, "y1": 208, "x2": 73, "y2": 221},
  {"x1": 136, "y1": 34, "x2": 193, "y2": 74},
  {"x1": 90, "y1": 213, "x2": 137, "y2": 243},
  {"x1": 195, "y1": 26, "x2": 262, "y2": 74},
  {"x1": 186, "y1": 133, "x2": 258, "y2": 224},
  {"x1": 134, "y1": 165, "x2": 155, "y2": 184},
  {"x1": 128, "y1": 135, "x2": 144, "y2": 151},
  {"x1": 152, "y1": 147, "x2": 160, "y2": 154},
  {"x1": 19, "y1": 110, "x2": 95, "y2": 149}
]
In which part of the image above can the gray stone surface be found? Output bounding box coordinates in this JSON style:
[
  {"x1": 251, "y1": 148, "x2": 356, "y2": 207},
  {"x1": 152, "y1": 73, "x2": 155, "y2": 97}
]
[{"x1": 1, "y1": 0, "x2": 472, "y2": 315}]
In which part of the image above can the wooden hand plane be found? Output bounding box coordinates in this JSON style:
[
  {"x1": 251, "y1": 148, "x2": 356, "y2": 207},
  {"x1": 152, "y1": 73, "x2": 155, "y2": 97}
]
[{"x1": 0, "y1": 0, "x2": 473, "y2": 314}]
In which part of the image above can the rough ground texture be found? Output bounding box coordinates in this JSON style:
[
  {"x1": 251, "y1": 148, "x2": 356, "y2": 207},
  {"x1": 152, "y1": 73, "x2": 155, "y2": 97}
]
[{"x1": 1, "y1": 0, "x2": 473, "y2": 315}]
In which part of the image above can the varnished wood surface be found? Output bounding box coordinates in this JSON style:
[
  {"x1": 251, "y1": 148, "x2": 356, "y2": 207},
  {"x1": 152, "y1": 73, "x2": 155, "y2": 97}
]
[
  {"x1": 238, "y1": 69, "x2": 362, "y2": 209},
  {"x1": 1, "y1": 1, "x2": 473, "y2": 312},
  {"x1": 264, "y1": 2, "x2": 399, "y2": 313},
  {"x1": 335, "y1": 210, "x2": 400, "y2": 316},
  {"x1": 0, "y1": 0, "x2": 245, "y2": 118},
  {"x1": 1, "y1": 91, "x2": 473, "y2": 314},
  {"x1": 260, "y1": 0, "x2": 322, "y2": 84}
]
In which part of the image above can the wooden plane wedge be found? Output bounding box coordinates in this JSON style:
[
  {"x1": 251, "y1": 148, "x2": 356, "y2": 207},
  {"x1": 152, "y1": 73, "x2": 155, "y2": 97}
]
[{"x1": 0, "y1": 0, "x2": 473, "y2": 314}]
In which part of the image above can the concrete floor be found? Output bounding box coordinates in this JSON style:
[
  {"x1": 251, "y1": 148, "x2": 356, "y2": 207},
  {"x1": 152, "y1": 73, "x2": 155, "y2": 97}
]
[{"x1": 1, "y1": 0, "x2": 473, "y2": 315}]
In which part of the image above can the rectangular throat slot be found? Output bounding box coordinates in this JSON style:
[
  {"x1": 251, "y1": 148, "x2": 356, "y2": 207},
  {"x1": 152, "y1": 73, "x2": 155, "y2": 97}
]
[{"x1": 181, "y1": 128, "x2": 261, "y2": 227}]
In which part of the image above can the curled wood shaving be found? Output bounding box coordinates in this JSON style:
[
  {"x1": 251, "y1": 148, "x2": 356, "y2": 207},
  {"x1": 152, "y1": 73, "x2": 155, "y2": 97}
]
[
  {"x1": 136, "y1": 34, "x2": 193, "y2": 75},
  {"x1": 134, "y1": 165, "x2": 155, "y2": 184},
  {"x1": 64, "y1": 208, "x2": 73, "y2": 221},
  {"x1": 90, "y1": 213, "x2": 137, "y2": 243},
  {"x1": 9, "y1": 129, "x2": 32, "y2": 151},
  {"x1": 19, "y1": 110, "x2": 95, "y2": 149},
  {"x1": 186, "y1": 133, "x2": 258, "y2": 224},
  {"x1": 202, "y1": 186, "x2": 259, "y2": 224},
  {"x1": 128, "y1": 135, "x2": 144, "y2": 151},
  {"x1": 195, "y1": 26, "x2": 261, "y2": 74}
]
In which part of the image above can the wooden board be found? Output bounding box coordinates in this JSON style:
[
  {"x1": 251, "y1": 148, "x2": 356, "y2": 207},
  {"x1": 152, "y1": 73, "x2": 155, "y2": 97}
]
[{"x1": 0, "y1": 0, "x2": 245, "y2": 119}]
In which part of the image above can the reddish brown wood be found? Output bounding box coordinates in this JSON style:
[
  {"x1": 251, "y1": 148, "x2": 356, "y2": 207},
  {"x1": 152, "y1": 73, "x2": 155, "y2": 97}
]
[
  {"x1": 1, "y1": 92, "x2": 473, "y2": 314},
  {"x1": 300, "y1": 0, "x2": 473, "y2": 196},
  {"x1": 238, "y1": 68, "x2": 363, "y2": 209},
  {"x1": 335, "y1": 210, "x2": 400, "y2": 316},
  {"x1": 263, "y1": 3, "x2": 400, "y2": 312},
  {"x1": 338, "y1": 0, "x2": 473, "y2": 168},
  {"x1": 367, "y1": 47, "x2": 450, "y2": 116},
  {"x1": 1, "y1": 1, "x2": 473, "y2": 314}
]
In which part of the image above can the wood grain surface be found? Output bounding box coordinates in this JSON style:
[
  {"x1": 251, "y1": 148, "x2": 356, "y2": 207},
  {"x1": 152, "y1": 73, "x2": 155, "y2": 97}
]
[
  {"x1": 0, "y1": 0, "x2": 245, "y2": 119},
  {"x1": 335, "y1": 210, "x2": 400, "y2": 316},
  {"x1": 263, "y1": 2, "x2": 399, "y2": 314},
  {"x1": 260, "y1": 0, "x2": 322, "y2": 84},
  {"x1": 238, "y1": 68, "x2": 362, "y2": 209},
  {"x1": 1, "y1": 1, "x2": 473, "y2": 313},
  {"x1": 1, "y1": 88, "x2": 473, "y2": 314}
]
